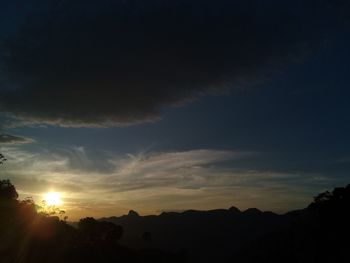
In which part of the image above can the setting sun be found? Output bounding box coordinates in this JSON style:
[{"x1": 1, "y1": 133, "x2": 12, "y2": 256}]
[{"x1": 44, "y1": 192, "x2": 62, "y2": 206}]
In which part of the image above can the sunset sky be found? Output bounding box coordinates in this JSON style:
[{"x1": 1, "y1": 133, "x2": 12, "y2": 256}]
[{"x1": 0, "y1": 0, "x2": 349, "y2": 220}]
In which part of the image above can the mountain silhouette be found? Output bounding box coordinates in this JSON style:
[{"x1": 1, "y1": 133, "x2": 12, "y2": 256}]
[
  {"x1": 100, "y1": 207, "x2": 288, "y2": 262},
  {"x1": 100, "y1": 184, "x2": 350, "y2": 262}
]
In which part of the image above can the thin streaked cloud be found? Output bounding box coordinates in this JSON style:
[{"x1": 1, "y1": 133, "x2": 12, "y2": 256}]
[{"x1": 0, "y1": 146, "x2": 335, "y2": 219}]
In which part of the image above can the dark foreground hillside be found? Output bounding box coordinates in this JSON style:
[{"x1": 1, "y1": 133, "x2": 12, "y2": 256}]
[{"x1": 1, "y1": 178, "x2": 350, "y2": 263}]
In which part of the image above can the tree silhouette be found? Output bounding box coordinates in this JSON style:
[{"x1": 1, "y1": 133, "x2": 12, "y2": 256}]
[
  {"x1": 0, "y1": 153, "x2": 7, "y2": 164},
  {"x1": 0, "y1": 179, "x2": 18, "y2": 200},
  {"x1": 309, "y1": 184, "x2": 350, "y2": 213},
  {"x1": 0, "y1": 154, "x2": 18, "y2": 200}
]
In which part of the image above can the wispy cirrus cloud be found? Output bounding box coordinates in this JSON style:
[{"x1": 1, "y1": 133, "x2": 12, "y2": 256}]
[
  {"x1": 0, "y1": 145, "x2": 337, "y2": 219},
  {"x1": 0, "y1": 133, "x2": 34, "y2": 144}
]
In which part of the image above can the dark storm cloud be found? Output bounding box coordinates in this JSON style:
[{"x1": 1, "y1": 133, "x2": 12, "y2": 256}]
[{"x1": 0, "y1": 0, "x2": 347, "y2": 127}]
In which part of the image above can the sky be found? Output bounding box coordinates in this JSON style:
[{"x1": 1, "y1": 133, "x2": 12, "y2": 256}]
[{"x1": 0, "y1": 0, "x2": 349, "y2": 220}]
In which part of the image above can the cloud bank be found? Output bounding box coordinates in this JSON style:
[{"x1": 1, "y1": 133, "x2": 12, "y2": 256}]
[{"x1": 0, "y1": 0, "x2": 347, "y2": 127}]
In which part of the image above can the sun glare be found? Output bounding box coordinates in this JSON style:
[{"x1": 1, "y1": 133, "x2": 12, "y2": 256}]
[{"x1": 44, "y1": 192, "x2": 62, "y2": 206}]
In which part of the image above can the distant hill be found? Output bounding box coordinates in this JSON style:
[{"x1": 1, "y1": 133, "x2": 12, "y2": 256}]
[{"x1": 101, "y1": 207, "x2": 290, "y2": 262}]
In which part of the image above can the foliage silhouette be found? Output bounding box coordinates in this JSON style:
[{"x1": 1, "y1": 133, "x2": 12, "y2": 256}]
[{"x1": 0, "y1": 179, "x2": 18, "y2": 200}]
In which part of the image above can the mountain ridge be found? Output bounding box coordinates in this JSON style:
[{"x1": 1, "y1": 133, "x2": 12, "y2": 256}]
[{"x1": 99, "y1": 206, "x2": 290, "y2": 262}]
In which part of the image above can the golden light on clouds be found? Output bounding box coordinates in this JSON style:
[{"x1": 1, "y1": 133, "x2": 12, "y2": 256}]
[{"x1": 2, "y1": 147, "x2": 317, "y2": 220}]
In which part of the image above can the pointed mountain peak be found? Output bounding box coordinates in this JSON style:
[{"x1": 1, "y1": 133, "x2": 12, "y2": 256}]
[{"x1": 128, "y1": 210, "x2": 139, "y2": 217}]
